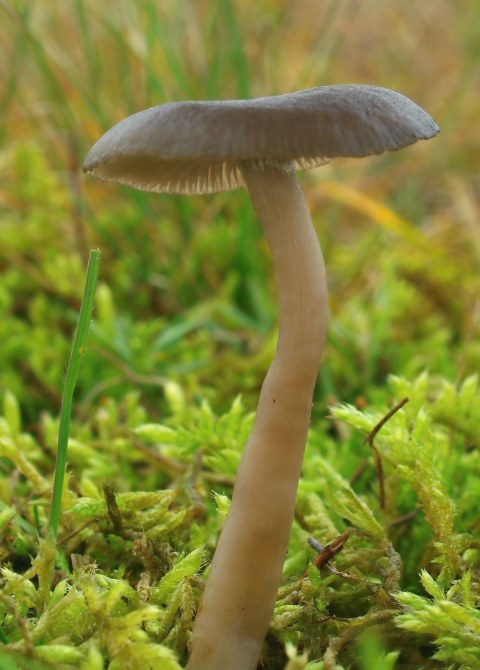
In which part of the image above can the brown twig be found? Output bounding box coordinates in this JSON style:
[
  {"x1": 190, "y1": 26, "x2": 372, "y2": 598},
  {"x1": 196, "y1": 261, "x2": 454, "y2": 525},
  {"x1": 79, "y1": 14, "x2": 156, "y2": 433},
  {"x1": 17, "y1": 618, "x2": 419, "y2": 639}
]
[
  {"x1": 363, "y1": 397, "x2": 409, "y2": 509},
  {"x1": 103, "y1": 483, "x2": 123, "y2": 533},
  {"x1": 132, "y1": 438, "x2": 235, "y2": 487},
  {"x1": 132, "y1": 438, "x2": 185, "y2": 476},
  {"x1": 387, "y1": 509, "x2": 418, "y2": 528},
  {"x1": 57, "y1": 519, "x2": 98, "y2": 547},
  {"x1": 308, "y1": 530, "x2": 351, "y2": 571},
  {"x1": 89, "y1": 344, "x2": 169, "y2": 389}
]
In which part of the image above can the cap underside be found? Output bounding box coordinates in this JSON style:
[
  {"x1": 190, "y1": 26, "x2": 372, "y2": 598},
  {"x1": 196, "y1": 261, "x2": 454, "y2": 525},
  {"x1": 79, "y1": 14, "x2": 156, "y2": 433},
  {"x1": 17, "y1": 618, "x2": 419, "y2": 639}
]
[{"x1": 86, "y1": 154, "x2": 328, "y2": 195}]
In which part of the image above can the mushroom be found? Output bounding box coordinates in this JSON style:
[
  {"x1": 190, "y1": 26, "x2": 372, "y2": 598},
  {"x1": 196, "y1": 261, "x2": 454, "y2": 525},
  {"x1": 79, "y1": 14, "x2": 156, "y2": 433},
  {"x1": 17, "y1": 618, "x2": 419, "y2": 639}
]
[{"x1": 84, "y1": 84, "x2": 438, "y2": 669}]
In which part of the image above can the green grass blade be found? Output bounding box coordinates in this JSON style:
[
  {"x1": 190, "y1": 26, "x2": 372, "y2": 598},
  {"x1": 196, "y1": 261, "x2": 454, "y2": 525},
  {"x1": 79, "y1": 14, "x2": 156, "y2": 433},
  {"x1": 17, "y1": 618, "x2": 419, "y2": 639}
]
[{"x1": 48, "y1": 249, "x2": 101, "y2": 539}]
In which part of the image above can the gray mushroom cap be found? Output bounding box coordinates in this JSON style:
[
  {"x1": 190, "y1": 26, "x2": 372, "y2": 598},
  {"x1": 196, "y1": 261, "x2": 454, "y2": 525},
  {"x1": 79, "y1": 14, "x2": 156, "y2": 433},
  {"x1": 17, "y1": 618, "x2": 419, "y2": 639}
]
[{"x1": 83, "y1": 84, "x2": 439, "y2": 195}]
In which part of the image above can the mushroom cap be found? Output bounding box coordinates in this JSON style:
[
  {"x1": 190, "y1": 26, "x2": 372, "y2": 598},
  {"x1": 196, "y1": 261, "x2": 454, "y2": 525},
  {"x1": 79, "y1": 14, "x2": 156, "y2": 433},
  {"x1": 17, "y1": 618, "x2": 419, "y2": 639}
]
[{"x1": 84, "y1": 84, "x2": 439, "y2": 195}]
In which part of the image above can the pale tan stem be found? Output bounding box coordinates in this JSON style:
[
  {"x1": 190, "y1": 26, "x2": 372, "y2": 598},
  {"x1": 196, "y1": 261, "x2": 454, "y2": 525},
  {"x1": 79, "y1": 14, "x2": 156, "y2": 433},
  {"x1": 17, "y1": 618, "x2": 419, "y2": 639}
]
[{"x1": 187, "y1": 163, "x2": 328, "y2": 669}]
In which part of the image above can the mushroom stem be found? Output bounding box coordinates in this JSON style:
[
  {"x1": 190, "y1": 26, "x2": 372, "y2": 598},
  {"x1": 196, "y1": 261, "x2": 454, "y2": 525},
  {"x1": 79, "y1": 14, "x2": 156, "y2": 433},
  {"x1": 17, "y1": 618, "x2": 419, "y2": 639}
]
[{"x1": 187, "y1": 162, "x2": 328, "y2": 669}]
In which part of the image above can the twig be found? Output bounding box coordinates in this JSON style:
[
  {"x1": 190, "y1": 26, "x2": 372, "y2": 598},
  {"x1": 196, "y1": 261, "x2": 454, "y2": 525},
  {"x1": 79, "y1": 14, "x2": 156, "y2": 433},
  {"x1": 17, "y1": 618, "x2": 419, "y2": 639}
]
[
  {"x1": 132, "y1": 439, "x2": 236, "y2": 487},
  {"x1": 103, "y1": 483, "x2": 123, "y2": 533},
  {"x1": 57, "y1": 519, "x2": 97, "y2": 547},
  {"x1": 363, "y1": 397, "x2": 409, "y2": 509},
  {"x1": 388, "y1": 509, "x2": 418, "y2": 528}
]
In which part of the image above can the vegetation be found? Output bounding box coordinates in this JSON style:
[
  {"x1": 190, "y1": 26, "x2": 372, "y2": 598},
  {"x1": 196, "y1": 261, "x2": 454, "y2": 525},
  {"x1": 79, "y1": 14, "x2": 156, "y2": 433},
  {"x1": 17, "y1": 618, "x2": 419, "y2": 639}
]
[{"x1": 1, "y1": 0, "x2": 479, "y2": 668}]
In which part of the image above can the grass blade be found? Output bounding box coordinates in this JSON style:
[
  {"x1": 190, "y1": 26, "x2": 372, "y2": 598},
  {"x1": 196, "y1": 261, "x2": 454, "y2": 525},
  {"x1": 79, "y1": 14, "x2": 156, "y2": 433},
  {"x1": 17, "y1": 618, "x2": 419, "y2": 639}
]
[{"x1": 48, "y1": 249, "x2": 101, "y2": 539}]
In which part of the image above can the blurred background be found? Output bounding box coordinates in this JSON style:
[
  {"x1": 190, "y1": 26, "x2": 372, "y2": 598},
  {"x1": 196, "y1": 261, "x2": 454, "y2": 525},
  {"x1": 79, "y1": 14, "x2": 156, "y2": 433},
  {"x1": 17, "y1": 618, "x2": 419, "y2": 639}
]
[{"x1": 0, "y1": 0, "x2": 479, "y2": 424}]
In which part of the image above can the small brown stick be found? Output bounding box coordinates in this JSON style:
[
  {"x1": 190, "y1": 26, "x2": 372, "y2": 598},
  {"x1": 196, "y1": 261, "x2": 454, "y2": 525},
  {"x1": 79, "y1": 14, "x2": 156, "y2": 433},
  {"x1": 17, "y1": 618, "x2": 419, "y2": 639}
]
[
  {"x1": 349, "y1": 459, "x2": 368, "y2": 486},
  {"x1": 133, "y1": 439, "x2": 235, "y2": 487},
  {"x1": 304, "y1": 530, "x2": 352, "y2": 577},
  {"x1": 387, "y1": 509, "x2": 418, "y2": 528},
  {"x1": 57, "y1": 518, "x2": 97, "y2": 546},
  {"x1": 363, "y1": 397, "x2": 409, "y2": 509},
  {"x1": 103, "y1": 483, "x2": 122, "y2": 533},
  {"x1": 310, "y1": 531, "x2": 350, "y2": 570},
  {"x1": 132, "y1": 438, "x2": 185, "y2": 476}
]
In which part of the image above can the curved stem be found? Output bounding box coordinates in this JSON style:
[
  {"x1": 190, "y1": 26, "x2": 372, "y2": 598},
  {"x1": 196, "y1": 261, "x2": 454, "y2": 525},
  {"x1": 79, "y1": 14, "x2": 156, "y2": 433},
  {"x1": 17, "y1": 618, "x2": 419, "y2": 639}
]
[{"x1": 187, "y1": 163, "x2": 328, "y2": 669}]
